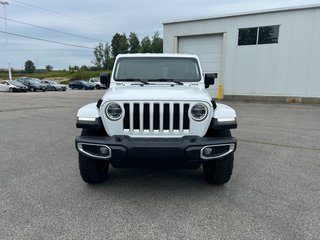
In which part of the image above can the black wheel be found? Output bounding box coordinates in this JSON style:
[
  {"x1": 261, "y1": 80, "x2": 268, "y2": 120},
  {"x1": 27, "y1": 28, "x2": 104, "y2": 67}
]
[
  {"x1": 203, "y1": 129, "x2": 234, "y2": 185},
  {"x1": 79, "y1": 154, "x2": 109, "y2": 184},
  {"x1": 9, "y1": 88, "x2": 13, "y2": 93},
  {"x1": 30, "y1": 87, "x2": 35, "y2": 92},
  {"x1": 78, "y1": 129, "x2": 109, "y2": 184},
  {"x1": 96, "y1": 85, "x2": 101, "y2": 89},
  {"x1": 52, "y1": 87, "x2": 56, "y2": 91}
]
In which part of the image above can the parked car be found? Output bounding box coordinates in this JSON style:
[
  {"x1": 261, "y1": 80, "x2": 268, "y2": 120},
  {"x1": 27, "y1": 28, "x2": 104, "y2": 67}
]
[
  {"x1": 0, "y1": 80, "x2": 28, "y2": 92},
  {"x1": 69, "y1": 80, "x2": 95, "y2": 90},
  {"x1": 89, "y1": 77, "x2": 106, "y2": 89},
  {"x1": 16, "y1": 77, "x2": 47, "y2": 92},
  {"x1": 41, "y1": 79, "x2": 67, "y2": 91}
]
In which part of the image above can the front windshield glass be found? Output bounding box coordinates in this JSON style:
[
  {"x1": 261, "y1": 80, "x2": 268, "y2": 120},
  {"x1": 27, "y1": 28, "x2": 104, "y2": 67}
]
[
  {"x1": 30, "y1": 78, "x2": 41, "y2": 84},
  {"x1": 9, "y1": 81, "x2": 24, "y2": 87},
  {"x1": 114, "y1": 57, "x2": 201, "y2": 82},
  {"x1": 48, "y1": 80, "x2": 58, "y2": 84}
]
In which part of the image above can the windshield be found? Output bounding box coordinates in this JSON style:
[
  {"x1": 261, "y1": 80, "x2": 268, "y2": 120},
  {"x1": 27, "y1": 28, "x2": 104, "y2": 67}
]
[
  {"x1": 114, "y1": 57, "x2": 201, "y2": 82},
  {"x1": 9, "y1": 81, "x2": 24, "y2": 87},
  {"x1": 48, "y1": 80, "x2": 58, "y2": 84},
  {"x1": 29, "y1": 78, "x2": 41, "y2": 84}
]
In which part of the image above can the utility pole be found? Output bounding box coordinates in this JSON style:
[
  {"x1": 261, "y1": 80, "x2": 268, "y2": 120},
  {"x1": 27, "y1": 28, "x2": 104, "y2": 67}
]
[{"x1": 0, "y1": 1, "x2": 12, "y2": 80}]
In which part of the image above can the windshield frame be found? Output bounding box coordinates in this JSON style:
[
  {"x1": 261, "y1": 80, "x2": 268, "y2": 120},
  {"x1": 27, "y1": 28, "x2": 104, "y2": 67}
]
[{"x1": 113, "y1": 57, "x2": 201, "y2": 83}]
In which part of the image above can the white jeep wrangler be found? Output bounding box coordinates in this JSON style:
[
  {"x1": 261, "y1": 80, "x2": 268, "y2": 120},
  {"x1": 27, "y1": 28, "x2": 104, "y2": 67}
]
[{"x1": 75, "y1": 54, "x2": 237, "y2": 184}]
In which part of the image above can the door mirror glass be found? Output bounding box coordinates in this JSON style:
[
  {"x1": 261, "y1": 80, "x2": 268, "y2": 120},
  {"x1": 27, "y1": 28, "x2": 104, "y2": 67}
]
[
  {"x1": 204, "y1": 73, "x2": 217, "y2": 88},
  {"x1": 100, "y1": 73, "x2": 110, "y2": 89}
]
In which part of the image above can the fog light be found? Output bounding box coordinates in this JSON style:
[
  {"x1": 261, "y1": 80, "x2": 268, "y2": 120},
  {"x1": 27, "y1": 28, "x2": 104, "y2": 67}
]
[
  {"x1": 99, "y1": 147, "x2": 109, "y2": 156},
  {"x1": 203, "y1": 147, "x2": 213, "y2": 157}
]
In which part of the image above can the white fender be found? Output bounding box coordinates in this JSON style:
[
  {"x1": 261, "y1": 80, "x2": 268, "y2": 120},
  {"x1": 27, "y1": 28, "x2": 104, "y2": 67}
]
[
  {"x1": 77, "y1": 103, "x2": 100, "y2": 120},
  {"x1": 212, "y1": 103, "x2": 237, "y2": 121}
]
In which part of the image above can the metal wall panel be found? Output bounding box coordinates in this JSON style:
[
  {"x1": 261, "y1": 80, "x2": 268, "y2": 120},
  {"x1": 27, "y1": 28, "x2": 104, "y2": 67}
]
[{"x1": 164, "y1": 7, "x2": 320, "y2": 98}]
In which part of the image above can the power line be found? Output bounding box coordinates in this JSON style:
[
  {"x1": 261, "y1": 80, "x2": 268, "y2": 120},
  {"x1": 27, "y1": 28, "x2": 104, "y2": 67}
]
[
  {"x1": 8, "y1": 0, "x2": 110, "y2": 30},
  {"x1": 0, "y1": 16, "x2": 104, "y2": 42},
  {"x1": 0, "y1": 30, "x2": 94, "y2": 49}
]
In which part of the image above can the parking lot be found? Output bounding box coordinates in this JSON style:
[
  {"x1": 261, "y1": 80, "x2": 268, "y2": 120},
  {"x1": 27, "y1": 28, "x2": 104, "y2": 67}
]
[{"x1": 1, "y1": 90, "x2": 320, "y2": 240}]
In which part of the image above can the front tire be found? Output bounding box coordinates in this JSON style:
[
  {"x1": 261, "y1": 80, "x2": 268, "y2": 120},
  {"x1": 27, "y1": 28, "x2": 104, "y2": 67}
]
[
  {"x1": 203, "y1": 129, "x2": 234, "y2": 185},
  {"x1": 203, "y1": 154, "x2": 234, "y2": 185},
  {"x1": 9, "y1": 88, "x2": 13, "y2": 93},
  {"x1": 30, "y1": 87, "x2": 35, "y2": 92},
  {"x1": 78, "y1": 128, "x2": 109, "y2": 184},
  {"x1": 79, "y1": 154, "x2": 109, "y2": 184}
]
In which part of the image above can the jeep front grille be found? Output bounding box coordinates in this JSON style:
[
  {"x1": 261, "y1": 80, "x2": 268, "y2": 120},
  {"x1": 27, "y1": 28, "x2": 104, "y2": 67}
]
[{"x1": 123, "y1": 102, "x2": 190, "y2": 133}]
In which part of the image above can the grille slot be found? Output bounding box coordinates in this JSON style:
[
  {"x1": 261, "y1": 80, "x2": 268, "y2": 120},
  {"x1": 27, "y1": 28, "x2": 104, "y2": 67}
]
[{"x1": 123, "y1": 102, "x2": 190, "y2": 133}]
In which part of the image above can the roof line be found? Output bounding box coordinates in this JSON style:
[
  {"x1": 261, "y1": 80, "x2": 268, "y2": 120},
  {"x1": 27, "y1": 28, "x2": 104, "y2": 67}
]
[{"x1": 163, "y1": 3, "x2": 320, "y2": 25}]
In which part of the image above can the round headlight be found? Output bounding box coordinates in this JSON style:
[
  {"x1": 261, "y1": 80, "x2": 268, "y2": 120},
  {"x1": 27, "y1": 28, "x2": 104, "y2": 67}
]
[
  {"x1": 191, "y1": 103, "x2": 208, "y2": 121},
  {"x1": 106, "y1": 103, "x2": 122, "y2": 121}
]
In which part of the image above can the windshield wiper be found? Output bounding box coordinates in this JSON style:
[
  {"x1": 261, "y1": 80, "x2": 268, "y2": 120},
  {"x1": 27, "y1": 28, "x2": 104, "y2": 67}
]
[
  {"x1": 118, "y1": 78, "x2": 149, "y2": 84},
  {"x1": 151, "y1": 78, "x2": 183, "y2": 85}
]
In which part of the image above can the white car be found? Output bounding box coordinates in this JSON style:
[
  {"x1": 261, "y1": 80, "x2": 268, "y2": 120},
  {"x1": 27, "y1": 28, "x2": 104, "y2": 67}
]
[
  {"x1": 89, "y1": 78, "x2": 106, "y2": 89},
  {"x1": 75, "y1": 54, "x2": 237, "y2": 185},
  {"x1": 0, "y1": 80, "x2": 28, "y2": 92}
]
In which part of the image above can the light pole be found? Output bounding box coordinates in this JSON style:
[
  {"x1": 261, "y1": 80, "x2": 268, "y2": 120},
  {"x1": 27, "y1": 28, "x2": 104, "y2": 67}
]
[{"x1": 0, "y1": 1, "x2": 12, "y2": 80}]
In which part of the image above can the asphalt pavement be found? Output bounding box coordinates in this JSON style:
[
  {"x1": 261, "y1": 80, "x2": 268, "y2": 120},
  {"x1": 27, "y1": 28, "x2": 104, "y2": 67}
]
[{"x1": 0, "y1": 90, "x2": 319, "y2": 240}]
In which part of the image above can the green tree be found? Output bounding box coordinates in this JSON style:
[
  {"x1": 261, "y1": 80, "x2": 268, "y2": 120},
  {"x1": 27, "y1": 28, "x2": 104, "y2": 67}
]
[
  {"x1": 80, "y1": 65, "x2": 88, "y2": 71},
  {"x1": 111, "y1": 33, "x2": 121, "y2": 58},
  {"x1": 68, "y1": 65, "x2": 79, "y2": 71},
  {"x1": 128, "y1": 32, "x2": 140, "y2": 53},
  {"x1": 111, "y1": 33, "x2": 129, "y2": 58},
  {"x1": 151, "y1": 31, "x2": 163, "y2": 53},
  {"x1": 103, "y1": 43, "x2": 113, "y2": 70},
  {"x1": 92, "y1": 42, "x2": 105, "y2": 68},
  {"x1": 119, "y1": 33, "x2": 129, "y2": 54},
  {"x1": 24, "y1": 60, "x2": 36, "y2": 73},
  {"x1": 140, "y1": 36, "x2": 152, "y2": 53},
  {"x1": 45, "y1": 65, "x2": 53, "y2": 72},
  {"x1": 92, "y1": 42, "x2": 113, "y2": 70}
]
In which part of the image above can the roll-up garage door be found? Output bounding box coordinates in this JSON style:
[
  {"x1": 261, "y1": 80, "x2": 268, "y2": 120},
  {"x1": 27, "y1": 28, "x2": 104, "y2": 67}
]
[{"x1": 178, "y1": 34, "x2": 223, "y2": 98}]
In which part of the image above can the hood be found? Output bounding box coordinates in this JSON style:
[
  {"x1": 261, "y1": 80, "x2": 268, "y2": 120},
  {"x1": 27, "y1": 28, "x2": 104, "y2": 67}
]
[{"x1": 102, "y1": 85, "x2": 212, "y2": 102}]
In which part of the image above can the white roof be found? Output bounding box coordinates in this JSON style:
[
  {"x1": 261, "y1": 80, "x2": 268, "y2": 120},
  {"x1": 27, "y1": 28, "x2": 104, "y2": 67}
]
[
  {"x1": 116, "y1": 53, "x2": 198, "y2": 58},
  {"x1": 163, "y1": 3, "x2": 320, "y2": 25}
]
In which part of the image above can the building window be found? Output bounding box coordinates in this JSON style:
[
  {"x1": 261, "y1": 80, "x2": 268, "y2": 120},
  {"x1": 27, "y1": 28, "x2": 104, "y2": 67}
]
[
  {"x1": 238, "y1": 25, "x2": 279, "y2": 46},
  {"x1": 238, "y1": 27, "x2": 258, "y2": 45},
  {"x1": 258, "y1": 25, "x2": 279, "y2": 44}
]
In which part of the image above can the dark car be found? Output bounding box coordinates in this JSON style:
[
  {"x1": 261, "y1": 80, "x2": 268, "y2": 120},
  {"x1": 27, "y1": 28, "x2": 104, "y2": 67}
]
[
  {"x1": 16, "y1": 77, "x2": 47, "y2": 92},
  {"x1": 69, "y1": 80, "x2": 95, "y2": 90},
  {"x1": 41, "y1": 79, "x2": 67, "y2": 91}
]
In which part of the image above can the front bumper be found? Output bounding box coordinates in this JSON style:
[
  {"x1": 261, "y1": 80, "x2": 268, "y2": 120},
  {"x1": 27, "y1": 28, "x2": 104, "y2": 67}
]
[
  {"x1": 75, "y1": 135, "x2": 237, "y2": 167},
  {"x1": 13, "y1": 87, "x2": 27, "y2": 92}
]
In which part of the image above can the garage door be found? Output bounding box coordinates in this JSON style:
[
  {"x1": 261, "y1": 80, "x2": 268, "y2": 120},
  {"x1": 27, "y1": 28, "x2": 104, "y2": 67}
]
[{"x1": 178, "y1": 34, "x2": 223, "y2": 98}]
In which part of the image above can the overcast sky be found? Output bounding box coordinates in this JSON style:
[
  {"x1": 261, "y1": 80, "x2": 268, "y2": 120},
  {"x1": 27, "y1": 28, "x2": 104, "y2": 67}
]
[{"x1": 0, "y1": 0, "x2": 319, "y2": 70}]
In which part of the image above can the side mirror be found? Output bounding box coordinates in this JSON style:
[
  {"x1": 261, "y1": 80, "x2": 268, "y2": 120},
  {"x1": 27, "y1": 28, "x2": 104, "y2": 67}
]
[
  {"x1": 204, "y1": 73, "x2": 218, "y2": 88},
  {"x1": 100, "y1": 73, "x2": 110, "y2": 89}
]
